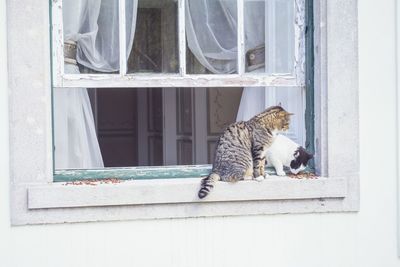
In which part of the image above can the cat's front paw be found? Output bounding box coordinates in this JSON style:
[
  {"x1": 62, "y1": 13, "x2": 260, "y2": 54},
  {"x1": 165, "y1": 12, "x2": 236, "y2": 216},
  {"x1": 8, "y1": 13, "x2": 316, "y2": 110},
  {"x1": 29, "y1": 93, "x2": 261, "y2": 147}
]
[
  {"x1": 276, "y1": 170, "x2": 286, "y2": 176},
  {"x1": 254, "y1": 175, "x2": 265, "y2": 182}
]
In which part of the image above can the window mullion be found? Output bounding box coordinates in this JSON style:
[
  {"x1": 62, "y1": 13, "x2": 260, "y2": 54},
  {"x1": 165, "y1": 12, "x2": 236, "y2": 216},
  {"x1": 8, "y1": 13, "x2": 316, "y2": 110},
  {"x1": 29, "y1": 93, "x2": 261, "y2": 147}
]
[
  {"x1": 52, "y1": 0, "x2": 64, "y2": 86},
  {"x1": 178, "y1": 0, "x2": 187, "y2": 76},
  {"x1": 294, "y1": 0, "x2": 306, "y2": 85},
  {"x1": 119, "y1": 0, "x2": 127, "y2": 75},
  {"x1": 237, "y1": 0, "x2": 245, "y2": 75}
]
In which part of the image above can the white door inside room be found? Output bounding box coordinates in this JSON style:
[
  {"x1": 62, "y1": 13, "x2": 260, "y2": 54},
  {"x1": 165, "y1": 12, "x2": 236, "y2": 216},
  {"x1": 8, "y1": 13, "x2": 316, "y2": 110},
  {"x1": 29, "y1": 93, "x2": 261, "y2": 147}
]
[{"x1": 88, "y1": 87, "x2": 243, "y2": 167}]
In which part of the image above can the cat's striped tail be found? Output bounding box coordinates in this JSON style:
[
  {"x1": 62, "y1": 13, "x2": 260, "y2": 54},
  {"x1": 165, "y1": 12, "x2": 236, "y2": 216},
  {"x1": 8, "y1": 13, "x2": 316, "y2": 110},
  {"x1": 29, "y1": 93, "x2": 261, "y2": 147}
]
[{"x1": 198, "y1": 173, "x2": 220, "y2": 199}]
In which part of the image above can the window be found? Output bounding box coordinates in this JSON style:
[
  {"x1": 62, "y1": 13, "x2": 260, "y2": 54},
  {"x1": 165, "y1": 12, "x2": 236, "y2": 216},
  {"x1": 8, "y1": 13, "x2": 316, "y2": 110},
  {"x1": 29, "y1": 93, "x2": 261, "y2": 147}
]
[
  {"x1": 53, "y1": 0, "x2": 309, "y2": 176},
  {"x1": 8, "y1": 0, "x2": 359, "y2": 225}
]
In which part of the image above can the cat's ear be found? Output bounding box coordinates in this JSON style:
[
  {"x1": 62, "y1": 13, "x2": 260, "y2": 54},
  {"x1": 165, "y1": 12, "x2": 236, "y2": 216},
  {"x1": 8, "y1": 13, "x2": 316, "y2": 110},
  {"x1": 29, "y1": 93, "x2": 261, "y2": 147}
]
[{"x1": 294, "y1": 150, "x2": 300, "y2": 158}]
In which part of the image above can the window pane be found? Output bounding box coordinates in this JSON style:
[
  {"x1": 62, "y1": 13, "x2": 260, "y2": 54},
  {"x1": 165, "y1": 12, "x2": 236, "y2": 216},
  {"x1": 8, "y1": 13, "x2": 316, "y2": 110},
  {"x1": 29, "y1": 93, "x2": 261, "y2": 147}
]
[
  {"x1": 245, "y1": 0, "x2": 296, "y2": 74},
  {"x1": 54, "y1": 87, "x2": 242, "y2": 169},
  {"x1": 186, "y1": 0, "x2": 238, "y2": 74},
  {"x1": 53, "y1": 86, "x2": 305, "y2": 170},
  {"x1": 127, "y1": 0, "x2": 179, "y2": 73},
  {"x1": 63, "y1": 0, "x2": 121, "y2": 74}
]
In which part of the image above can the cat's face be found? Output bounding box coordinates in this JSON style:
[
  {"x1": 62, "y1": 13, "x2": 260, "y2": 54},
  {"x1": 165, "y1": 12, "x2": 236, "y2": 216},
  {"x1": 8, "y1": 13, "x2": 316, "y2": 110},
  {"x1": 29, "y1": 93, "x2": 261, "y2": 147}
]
[
  {"x1": 289, "y1": 147, "x2": 313, "y2": 174},
  {"x1": 258, "y1": 106, "x2": 293, "y2": 131}
]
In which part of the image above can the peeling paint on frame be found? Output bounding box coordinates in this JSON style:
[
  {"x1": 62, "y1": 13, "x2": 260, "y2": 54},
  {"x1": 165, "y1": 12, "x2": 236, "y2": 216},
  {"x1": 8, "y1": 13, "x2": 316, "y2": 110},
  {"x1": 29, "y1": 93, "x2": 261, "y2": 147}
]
[
  {"x1": 295, "y1": 0, "x2": 306, "y2": 85},
  {"x1": 51, "y1": 0, "x2": 306, "y2": 88}
]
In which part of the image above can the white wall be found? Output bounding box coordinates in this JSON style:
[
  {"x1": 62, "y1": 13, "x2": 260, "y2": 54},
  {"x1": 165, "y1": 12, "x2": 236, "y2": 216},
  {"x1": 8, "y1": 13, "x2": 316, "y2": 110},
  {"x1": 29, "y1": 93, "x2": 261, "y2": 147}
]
[{"x1": 1, "y1": 0, "x2": 400, "y2": 266}]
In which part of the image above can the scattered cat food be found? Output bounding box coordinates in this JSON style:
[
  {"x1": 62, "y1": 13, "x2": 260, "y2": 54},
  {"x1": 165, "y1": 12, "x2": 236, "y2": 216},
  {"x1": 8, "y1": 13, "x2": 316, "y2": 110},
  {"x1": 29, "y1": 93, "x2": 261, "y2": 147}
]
[
  {"x1": 287, "y1": 172, "x2": 318, "y2": 179},
  {"x1": 64, "y1": 178, "x2": 122, "y2": 186}
]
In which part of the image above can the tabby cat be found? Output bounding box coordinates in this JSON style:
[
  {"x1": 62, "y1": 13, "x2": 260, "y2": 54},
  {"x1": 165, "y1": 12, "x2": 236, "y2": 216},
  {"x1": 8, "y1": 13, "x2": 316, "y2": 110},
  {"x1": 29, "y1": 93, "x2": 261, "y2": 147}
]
[{"x1": 198, "y1": 106, "x2": 293, "y2": 199}]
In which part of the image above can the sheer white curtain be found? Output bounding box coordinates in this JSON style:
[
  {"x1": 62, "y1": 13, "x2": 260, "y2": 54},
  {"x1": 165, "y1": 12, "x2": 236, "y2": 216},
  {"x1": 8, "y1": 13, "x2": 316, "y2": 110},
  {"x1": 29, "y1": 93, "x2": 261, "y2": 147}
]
[
  {"x1": 185, "y1": 0, "x2": 237, "y2": 73},
  {"x1": 236, "y1": 0, "x2": 266, "y2": 122},
  {"x1": 185, "y1": 0, "x2": 266, "y2": 116},
  {"x1": 54, "y1": 0, "x2": 138, "y2": 169}
]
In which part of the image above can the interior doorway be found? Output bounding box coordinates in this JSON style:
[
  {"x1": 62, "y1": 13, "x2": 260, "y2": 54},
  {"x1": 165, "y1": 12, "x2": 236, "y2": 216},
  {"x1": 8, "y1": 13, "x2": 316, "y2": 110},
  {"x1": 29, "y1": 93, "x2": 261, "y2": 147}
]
[{"x1": 88, "y1": 87, "x2": 242, "y2": 167}]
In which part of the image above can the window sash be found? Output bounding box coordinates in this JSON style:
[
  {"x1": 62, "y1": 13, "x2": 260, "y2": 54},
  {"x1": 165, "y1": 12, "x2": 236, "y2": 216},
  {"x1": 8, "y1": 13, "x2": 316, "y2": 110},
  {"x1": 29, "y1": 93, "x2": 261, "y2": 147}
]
[{"x1": 51, "y1": 0, "x2": 306, "y2": 88}]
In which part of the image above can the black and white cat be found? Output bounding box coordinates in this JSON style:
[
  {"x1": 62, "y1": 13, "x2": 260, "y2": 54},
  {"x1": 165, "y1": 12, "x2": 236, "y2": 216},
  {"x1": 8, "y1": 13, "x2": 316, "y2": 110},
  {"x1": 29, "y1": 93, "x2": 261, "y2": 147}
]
[{"x1": 266, "y1": 134, "x2": 313, "y2": 176}]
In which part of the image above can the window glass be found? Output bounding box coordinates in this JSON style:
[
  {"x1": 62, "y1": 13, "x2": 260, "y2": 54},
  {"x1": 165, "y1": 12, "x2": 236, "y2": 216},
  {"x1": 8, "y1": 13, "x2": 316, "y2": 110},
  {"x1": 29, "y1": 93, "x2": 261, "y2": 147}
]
[
  {"x1": 128, "y1": 0, "x2": 179, "y2": 73},
  {"x1": 244, "y1": 0, "x2": 295, "y2": 74},
  {"x1": 186, "y1": 0, "x2": 238, "y2": 74},
  {"x1": 62, "y1": 0, "x2": 122, "y2": 74}
]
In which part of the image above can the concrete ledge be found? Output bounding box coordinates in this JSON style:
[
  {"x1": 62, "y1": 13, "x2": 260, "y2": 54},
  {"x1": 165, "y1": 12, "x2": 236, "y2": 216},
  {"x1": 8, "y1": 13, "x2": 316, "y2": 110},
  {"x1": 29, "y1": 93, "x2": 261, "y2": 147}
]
[{"x1": 28, "y1": 176, "x2": 346, "y2": 209}]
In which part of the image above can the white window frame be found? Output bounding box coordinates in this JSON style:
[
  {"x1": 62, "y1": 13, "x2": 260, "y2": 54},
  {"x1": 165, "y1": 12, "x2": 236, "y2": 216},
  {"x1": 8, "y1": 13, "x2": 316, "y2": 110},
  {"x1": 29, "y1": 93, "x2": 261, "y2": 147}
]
[
  {"x1": 8, "y1": 0, "x2": 359, "y2": 225},
  {"x1": 52, "y1": 0, "x2": 305, "y2": 89}
]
